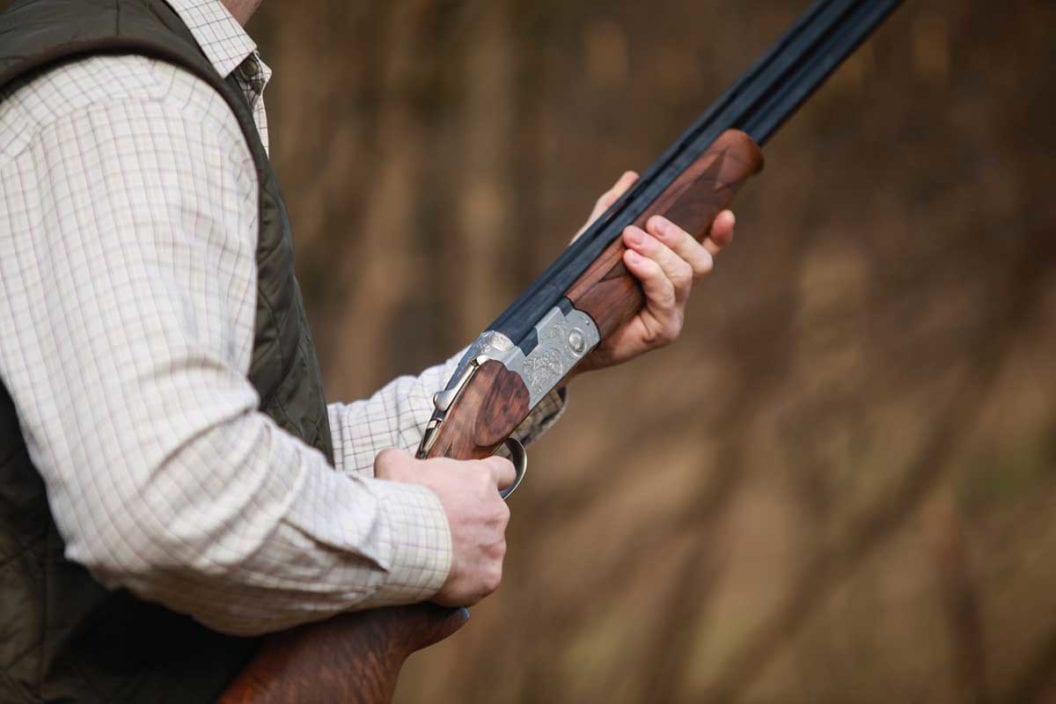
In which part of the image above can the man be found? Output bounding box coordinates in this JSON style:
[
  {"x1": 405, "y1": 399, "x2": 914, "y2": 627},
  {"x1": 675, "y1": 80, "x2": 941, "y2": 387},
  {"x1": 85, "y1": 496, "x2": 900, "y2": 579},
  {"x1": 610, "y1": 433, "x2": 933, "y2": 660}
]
[{"x1": 0, "y1": 0, "x2": 735, "y2": 700}]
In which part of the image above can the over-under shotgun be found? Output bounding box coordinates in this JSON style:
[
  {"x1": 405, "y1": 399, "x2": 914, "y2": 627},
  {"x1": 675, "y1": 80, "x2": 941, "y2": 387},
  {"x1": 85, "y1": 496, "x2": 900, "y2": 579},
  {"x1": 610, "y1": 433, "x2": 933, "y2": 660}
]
[{"x1": 221, "y1": 0, "x2": 904, "y2": 701}]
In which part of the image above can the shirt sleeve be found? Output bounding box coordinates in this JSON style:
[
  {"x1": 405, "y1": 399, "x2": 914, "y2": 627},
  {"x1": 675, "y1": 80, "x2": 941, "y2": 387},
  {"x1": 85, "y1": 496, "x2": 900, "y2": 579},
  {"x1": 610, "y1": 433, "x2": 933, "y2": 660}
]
[{"x1": 0, "y1": 59, "x2": 449, "y2": 636}]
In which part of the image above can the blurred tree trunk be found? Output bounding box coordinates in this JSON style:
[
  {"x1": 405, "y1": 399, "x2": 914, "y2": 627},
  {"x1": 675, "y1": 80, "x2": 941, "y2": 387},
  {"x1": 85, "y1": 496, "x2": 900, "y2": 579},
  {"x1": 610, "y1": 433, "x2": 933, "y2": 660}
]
[
  {"x1": 253, "y1": 1, "x2": 1056, "y2": 702},
  {"x1": 0, "y1": 0, "x2": 1050, "y2": 701}
]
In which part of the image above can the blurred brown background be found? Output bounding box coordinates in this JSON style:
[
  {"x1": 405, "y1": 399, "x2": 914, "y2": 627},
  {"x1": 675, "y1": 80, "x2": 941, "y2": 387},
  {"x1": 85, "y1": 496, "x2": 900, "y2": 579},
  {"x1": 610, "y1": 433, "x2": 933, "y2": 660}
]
[{"x1": 251, "y1": 1, "x2": 1055, "y2": 702}]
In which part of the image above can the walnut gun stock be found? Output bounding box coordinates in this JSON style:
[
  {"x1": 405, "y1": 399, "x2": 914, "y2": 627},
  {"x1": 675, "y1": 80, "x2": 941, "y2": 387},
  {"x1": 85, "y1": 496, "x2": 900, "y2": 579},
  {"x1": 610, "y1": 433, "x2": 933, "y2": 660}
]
[
  {"x1": 567, "y1": 130, "x2": 762, "y2": 337},
  {"x1": 221, "y1": 0, "x2": 901, "y2": 700},
  {"x1": 220, "y1": 603, "x2": 467, "y2": 704}
]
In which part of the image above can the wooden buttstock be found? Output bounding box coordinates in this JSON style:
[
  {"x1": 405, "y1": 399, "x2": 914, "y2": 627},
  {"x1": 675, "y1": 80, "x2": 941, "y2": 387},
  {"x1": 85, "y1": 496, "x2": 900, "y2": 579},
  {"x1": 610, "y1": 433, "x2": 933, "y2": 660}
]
[
  {"x1": 220, "y1": 604, "x2": 468, "y2": 704},
  {"x1": 567, "y1": 129, "x2": 763, "y2": 336}
]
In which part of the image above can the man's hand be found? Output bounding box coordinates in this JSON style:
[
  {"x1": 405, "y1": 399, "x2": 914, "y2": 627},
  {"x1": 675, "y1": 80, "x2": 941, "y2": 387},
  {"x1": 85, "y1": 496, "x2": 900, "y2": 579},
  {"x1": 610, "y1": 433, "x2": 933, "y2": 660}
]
[
  {"x1": 573, "y1": 171, "x2": 736, "y2": 373},
  {"x1": 374, "y1": 449, "x2": 514, "y2": 607}
]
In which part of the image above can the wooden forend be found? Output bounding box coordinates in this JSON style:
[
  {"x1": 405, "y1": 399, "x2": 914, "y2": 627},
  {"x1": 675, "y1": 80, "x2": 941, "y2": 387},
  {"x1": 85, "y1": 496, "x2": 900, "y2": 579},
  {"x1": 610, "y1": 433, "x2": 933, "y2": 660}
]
[{"x1": 567, "y1": 129, "x2": 763, "y2": 337}]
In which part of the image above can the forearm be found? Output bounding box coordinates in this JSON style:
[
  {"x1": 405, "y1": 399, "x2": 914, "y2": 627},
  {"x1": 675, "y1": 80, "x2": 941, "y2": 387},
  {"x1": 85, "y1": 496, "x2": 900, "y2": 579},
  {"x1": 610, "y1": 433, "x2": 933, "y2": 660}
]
[
  {"x1": 0, "y1": 282, "x2": 454, "y2": 635},
  {"x1": 0, "y1": 218, "x2": 454, "y2": 636},
  {"x1": 80, "y1": 395, "x2": 452, "y2": 636}
]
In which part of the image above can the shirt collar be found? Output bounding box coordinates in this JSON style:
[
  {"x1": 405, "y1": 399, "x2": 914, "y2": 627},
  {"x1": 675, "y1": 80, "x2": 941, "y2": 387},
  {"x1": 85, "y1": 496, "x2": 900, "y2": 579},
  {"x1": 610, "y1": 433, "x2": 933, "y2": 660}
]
[{"x1": 165, "y1": 0, "x2": 259, "y2": 79}]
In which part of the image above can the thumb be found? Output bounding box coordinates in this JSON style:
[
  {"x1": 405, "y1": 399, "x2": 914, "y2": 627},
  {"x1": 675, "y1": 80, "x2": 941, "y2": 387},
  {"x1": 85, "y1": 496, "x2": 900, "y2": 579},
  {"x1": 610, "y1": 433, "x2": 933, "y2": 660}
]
[
  {"x1": 374, "y1": 447, "x2": 412, "y2": 481},
  {"x1": 485, "y1": 457, "x2": 517, "y2": 492}
]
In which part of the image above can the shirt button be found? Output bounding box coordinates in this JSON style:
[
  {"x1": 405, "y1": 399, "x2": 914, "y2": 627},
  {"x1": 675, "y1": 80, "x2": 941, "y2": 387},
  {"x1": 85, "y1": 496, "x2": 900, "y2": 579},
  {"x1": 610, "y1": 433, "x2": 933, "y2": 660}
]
[{"x1": 240, "y1": 58, "x2": 260, "y2": 79}]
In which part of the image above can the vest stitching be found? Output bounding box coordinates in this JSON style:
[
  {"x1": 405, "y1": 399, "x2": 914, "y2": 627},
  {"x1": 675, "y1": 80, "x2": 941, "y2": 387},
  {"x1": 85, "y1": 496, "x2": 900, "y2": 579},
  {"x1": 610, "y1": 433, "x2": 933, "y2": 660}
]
[{"x1": 0, "y1": 666, "x2": 37, "y2": 703}]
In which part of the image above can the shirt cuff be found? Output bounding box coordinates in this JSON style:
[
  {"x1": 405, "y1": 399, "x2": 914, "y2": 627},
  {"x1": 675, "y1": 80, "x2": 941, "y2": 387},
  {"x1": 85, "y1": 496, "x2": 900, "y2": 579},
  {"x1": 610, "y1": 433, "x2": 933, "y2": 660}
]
[{"x1": 360, "y1": 478, "x2": 452, "y2": 607}]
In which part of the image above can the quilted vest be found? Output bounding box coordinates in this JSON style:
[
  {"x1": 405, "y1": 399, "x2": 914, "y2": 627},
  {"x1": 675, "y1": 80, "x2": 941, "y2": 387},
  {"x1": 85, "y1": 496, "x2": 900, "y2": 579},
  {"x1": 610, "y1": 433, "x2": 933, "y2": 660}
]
[{"x1": 0, "y1": 0, "x2": 335, "y2": 700}]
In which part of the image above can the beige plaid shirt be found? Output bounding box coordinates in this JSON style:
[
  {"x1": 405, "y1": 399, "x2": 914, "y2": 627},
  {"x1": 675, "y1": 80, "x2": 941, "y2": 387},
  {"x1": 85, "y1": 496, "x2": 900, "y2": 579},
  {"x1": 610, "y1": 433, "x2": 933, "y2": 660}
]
[{"x1": 0, "y1": 0, "x2": 562, "y2": 636}]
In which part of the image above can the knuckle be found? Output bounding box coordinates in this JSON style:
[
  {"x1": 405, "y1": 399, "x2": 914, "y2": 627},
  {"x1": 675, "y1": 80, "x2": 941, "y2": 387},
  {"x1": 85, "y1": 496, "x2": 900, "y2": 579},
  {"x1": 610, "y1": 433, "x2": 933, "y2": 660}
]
[
  {"x1": 490, "y1": 457, "x2": 514, "y2": 481},
  {"x1": 651, "y1": 318, "x2": 682, "y2": 347},
  {"x1": 694, "y1": 253, "x2": 714, "y2": 277},
  {"x1": 674, "y1": 261, "x2": 694, "y2": 286},
  {"x1": 663, "y1": 317, "x2": 684, "y2": 344},
  {"x1": 485, "y1": 565, "x2": 503, "y2": 593},
  {"x1": 656, "y1": 283, "x2": 677, "y2": 308},
  {"x1": 487, "y1": 538, "x2": 507, "y2": 562}
]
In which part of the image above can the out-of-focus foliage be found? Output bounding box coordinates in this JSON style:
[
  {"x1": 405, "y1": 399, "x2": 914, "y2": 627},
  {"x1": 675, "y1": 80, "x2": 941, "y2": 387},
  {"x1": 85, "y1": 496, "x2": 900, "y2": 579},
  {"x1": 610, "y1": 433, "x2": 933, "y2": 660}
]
[
  {"x1": 0, "y1": 0, "x2": 1040, "y2": 700},
  {"x1": 251, "y1": 0, "x2": 1055, "y2": 701},
  {"x1": 0, "y1": 0, "x2": 1049, "y2": 699}
]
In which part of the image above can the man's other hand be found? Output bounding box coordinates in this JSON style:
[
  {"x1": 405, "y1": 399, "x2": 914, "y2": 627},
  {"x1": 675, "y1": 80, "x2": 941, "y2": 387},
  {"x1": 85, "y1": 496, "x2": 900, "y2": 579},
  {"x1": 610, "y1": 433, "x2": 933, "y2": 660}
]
[
  {"x1": 573, "y1": 171, "x2": 736, "y2": 373},
  {"x1": 374, "y1": 449, "x2": 514, "y2": 607}
]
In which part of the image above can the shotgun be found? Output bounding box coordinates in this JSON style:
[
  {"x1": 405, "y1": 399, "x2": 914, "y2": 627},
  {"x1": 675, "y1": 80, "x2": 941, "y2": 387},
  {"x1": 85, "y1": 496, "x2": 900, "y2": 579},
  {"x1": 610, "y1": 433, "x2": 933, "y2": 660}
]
[{"x1": 221, "y1": 0, "x2": 903, "y2": 700}]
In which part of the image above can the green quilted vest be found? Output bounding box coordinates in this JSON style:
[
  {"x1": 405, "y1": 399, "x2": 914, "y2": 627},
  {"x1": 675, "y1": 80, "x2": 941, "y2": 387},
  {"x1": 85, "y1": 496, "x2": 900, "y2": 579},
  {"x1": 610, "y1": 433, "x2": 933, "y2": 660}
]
[{"x1": 0, "y1": 0, "x2": 335, "y2": 700}]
